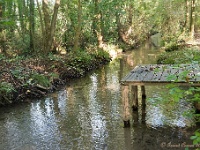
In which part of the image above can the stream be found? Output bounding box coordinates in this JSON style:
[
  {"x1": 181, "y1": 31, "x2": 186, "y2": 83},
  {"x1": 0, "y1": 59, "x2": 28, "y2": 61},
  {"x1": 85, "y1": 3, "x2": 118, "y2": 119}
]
[{"x1": 0, "y1": 43, "x2": 199, "y2": 150}]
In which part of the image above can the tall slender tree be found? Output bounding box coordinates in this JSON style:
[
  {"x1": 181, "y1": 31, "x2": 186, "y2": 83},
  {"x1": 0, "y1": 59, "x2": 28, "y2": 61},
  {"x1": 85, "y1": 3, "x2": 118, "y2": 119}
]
[
  {"x1": 29, "y1": 0, "x2": 35, "y2": 52},
  {"x1": 93, "y1": 0, "x2": 104, "y2": 48},
  {"x1": 190, "y1": 0, "x2": 196, "y2": 39},
  {"x1": 41, "y1": 0, "x2": 60, "y2": 54},
  {"x1": 73, "y1": 0, "x2": 82, "y2": 51}
]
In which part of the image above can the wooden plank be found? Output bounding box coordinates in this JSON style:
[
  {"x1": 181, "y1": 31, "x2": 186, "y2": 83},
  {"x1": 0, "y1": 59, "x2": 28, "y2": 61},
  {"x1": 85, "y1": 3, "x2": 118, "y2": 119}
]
[
  {"x1": 150, "y1": 65, "x2": 166, "y2": 81},
  {"x1": 158, "y1": 65, "x2": 171, "y2": 81},
  {"x1": 142, "y1": 65, "x2": 155, "y2": 82},
  {"x1": 122, "y1": 65, "x2": 143, "y2": 81},
  {"x1": 121, "y1": 64, "x2": 200, "y2": 85},
  {"x1": 191, "y1": 64, "x2": 200, "y2": 82},
  {"x1": 126, "y1": 65, "x2": 149, "y2": 82}
]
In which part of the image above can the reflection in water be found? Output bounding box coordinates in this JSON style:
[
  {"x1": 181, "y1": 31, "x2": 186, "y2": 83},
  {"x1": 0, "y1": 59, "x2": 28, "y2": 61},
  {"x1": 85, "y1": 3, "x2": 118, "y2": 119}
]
[
  {"x1": 30, "y1": 99, "x2": 61, "y2": 149},
  {"x1": 145, "y1": 86, "x2": 194, "y2": 128},
  {"x1": 0, "y1": 45, "x2": 198, "y2": 150},
  {"x1": 89, "y1": 74, "x2": 107, "y2": 149},
  {"x1": 58, "y1": 90, "x2": 67, "y2": 115}
]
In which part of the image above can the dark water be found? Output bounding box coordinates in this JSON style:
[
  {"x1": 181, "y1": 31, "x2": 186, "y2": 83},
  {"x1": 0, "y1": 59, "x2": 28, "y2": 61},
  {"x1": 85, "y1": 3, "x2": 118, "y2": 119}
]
[{"x1": 0, "y1": 44, "x2": 198, "y2": 150}]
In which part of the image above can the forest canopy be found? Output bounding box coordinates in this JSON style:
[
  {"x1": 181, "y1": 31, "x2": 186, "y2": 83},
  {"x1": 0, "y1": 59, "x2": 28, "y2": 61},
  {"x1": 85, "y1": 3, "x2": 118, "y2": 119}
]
[{"x1": 0, "y1": 0, "x2": 199, "y2": 56}]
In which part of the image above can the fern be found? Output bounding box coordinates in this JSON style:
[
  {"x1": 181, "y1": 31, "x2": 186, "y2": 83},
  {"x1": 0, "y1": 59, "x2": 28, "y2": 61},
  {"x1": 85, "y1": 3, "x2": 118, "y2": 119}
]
[{"x1": 31, "y1": 73, "x2": 51, "y2": 88}]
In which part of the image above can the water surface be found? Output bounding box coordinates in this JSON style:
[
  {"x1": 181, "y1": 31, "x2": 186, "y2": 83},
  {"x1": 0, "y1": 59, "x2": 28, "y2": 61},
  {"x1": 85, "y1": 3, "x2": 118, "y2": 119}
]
[{"x1": 0, "y1": 44, "x2": 197, "y2": 150}]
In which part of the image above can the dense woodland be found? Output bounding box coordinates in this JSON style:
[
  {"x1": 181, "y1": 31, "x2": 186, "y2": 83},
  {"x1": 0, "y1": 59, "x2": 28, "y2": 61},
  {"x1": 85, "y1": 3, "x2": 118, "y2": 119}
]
[
  {"x1": 0, "y1": 0, "x2": 199, "y2": 56},
  {"x1": 0, "y1": 0, "x2": 200, "y2": 105}
]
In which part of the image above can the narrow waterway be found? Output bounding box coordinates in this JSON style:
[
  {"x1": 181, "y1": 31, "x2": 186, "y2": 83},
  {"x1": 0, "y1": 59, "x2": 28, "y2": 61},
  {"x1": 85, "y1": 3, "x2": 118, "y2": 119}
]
[{"x1": 0, "y1": 43, "x2": 198, "y2": 150}]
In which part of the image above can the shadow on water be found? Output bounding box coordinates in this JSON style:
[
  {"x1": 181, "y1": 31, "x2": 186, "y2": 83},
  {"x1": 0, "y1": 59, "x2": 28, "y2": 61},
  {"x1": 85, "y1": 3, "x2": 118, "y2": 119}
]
[{"x1": 0, "y1": 43, "x2": 199, "y2": 150}]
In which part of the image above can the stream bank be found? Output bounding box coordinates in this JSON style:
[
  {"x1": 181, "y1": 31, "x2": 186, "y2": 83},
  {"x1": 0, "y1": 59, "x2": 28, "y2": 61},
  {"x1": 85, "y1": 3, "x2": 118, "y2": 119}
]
[{"x1": 0, "y1": 49, "x2": 111, "y2": 106}]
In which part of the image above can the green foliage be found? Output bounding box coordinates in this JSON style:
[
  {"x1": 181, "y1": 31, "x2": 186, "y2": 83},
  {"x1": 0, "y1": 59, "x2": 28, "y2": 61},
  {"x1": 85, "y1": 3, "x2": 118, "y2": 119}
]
[
  {"x1": 157, "y1": 48, "x2": 200, "y2": 64},
  {"x1": 0, "y1": 82, "x2": 15, "y2": 96},
  {"x1": 10, "y1": 67, "x2": 27, "y2": 80},
  {"x1": 0, "y1": 82, "x2": 15, "y2": 104},
  {"x1": 0, "y1": 53, "x2": 5, "y2": 61},
  {"x1": 68, "y1": 49, "x2": 110, "y2": 69},
  {"x1": 165, "y1": 44, "x2": 180, "y2": 52},
  {"x1": 48, "y1": 53, "x2": 64, "y2": 62},
  {"x1": 48, "y1": 72, "x2": 59, "y2": 82},
  {"x1": 151, "y1": 50, "x2": 200, "y2": 128},
  {"x1": 1, "y1": 0, "x2": 197, "y2": 55},
  {"x1": 29, "y1": 73, "x2": 51, "y2": 88},
  {"x1": 69, "y1": 50, "x2": 93, "y2": 69},
  {"x1": 191, "y1": 130, "x2": 200, "y2": 145},
  {"x1": 93, "y1": 49, "x2": 110, "y2": 60},
  {"x1": 167, "y1": 84, "x2": 185, "y2": 102},
  {"x1": 164, "y1": 78, "x2": 200, "y2": 146}
]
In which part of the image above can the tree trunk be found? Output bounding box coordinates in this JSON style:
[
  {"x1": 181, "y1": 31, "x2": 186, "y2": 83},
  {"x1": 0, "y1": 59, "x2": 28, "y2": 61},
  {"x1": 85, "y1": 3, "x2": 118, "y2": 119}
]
[
  {"x1": 36, "y1": 0, "x2": 45, "y2": 52},
  {"x1": 17, "y1": 0, "x2": 25, "y2": 37},
  {"x1": 0, "y1": 1, "x2": 7, "y2": 54},
  {"x1": 116, "y1": 3, "x2": 135, "y2": 46},
  {"x1": 48, "y1": 0, "x2": 60, "y2": 52},
  {"x1": 128, "y1": 4, "x2": 133, "y2": 26},
  {"x1": 42, "y1": 0, "x2": 60, "y2": 54},
  {"x1": 93, "y1": 0, "x2": 104, "y2": 48},
  {"x1": 116, "y1": 7, "x2": 122, "y2": 42},
  {"x1": 184, "y1": 0, "x2": 190, "y2": 33},
  {"x1": 190, "y1": 0, "x2": 195, "y2": 40},
  {"x1": 29, "y1": 0, "x2": 35, "y2": 53},
  {"x1": 73, "y1": 0, "x2": 82, "y2": 51},
  {"x1": 42, "y1": 0, "x2": 51, "y2": 53},
  {"x1": 0, "y1": 1, "x2": 4, "y2": 53},
  {"x1": 0, "y1": 2, "x2": 3, "y2": 32}
]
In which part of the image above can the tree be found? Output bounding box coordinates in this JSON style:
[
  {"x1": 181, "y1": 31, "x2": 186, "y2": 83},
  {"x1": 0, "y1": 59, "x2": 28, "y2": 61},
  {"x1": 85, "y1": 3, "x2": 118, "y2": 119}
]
[
  {"x1": 73, "y1": 0, "x2": 82, "y2": 51},
  {"x1": 41, "y1": 0, "x2": 60, "y2": 54},
  {"x1": 29, "y1": 0, "x2": 35, "y2": 53},
  {"x1": 0, "y1": 1, "x2": 4, "y2": 53},
  {"x1": 190, "y1": 0, "x2": 196, "y2": 39},
  {"x1": 93, "y1": 0, "x2": 104, "y2": 48}
]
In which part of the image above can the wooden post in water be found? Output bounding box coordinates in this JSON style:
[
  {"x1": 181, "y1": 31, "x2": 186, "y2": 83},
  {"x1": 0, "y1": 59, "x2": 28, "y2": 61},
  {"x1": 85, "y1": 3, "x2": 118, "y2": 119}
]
[
  {"x1": 141, "y1": 85, "x2": 146, "y2": 123},
  {"x1": 141, "y1": 86, "x2": 146, "y2": 99},
  {"x1": 122, "y1": 85, "x2": 131, "y2": 128},
  {"x1": 131, "y1": 86, "x2": 138, "y2": 111},
  {"x1": 132, "y1": 109, "x2": 139, "y2": 125},
  {"x1": 132, "y1": 86, "x2": 138, "y2": 125},
  {"x1": 141, "y1": 86, "x2": 146, "y2": 107}
]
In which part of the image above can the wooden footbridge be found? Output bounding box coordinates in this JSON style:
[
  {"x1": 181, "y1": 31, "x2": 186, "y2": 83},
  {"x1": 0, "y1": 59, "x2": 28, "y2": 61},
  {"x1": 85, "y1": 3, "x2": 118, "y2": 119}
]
[{"x1": 120, "y1": 64, "x2": 200, "y2": 127}]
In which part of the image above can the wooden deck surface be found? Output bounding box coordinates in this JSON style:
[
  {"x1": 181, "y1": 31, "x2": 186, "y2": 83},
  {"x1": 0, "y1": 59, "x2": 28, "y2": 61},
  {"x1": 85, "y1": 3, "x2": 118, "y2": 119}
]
[{"x1": 121, "y1": 64, "x2": 200, "y2": 86}]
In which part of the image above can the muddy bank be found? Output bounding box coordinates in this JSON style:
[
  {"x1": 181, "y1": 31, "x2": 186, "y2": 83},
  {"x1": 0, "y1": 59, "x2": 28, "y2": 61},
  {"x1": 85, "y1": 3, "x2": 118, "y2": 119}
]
[{"x1": 0, "y1": 50, "x2": 111, "y2": 106}]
